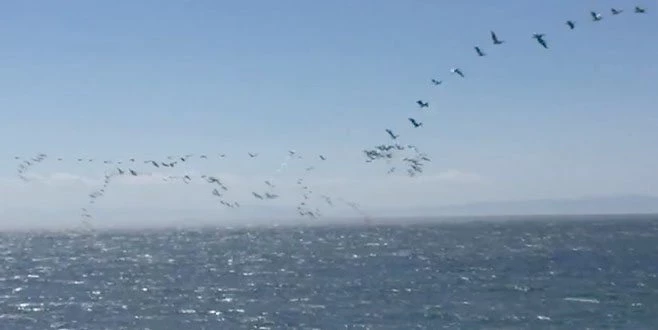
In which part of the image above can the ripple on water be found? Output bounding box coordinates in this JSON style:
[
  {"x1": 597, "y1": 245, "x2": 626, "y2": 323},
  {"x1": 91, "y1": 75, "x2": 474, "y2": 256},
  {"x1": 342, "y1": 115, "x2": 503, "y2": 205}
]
[{"x1": 0, "y1": 218, "x2": 657, "y2": 328}]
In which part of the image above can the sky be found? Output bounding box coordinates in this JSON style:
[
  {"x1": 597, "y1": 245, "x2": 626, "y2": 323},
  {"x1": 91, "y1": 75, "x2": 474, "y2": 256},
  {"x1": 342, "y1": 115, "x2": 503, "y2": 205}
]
[{"x1": 1, "y1": 1, "x2": 657, "y2": 229}]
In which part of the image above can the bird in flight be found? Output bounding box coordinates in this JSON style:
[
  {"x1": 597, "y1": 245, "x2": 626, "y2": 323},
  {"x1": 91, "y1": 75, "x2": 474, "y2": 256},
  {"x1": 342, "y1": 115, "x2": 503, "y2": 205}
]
[
  {"x1": 451, "y1": 68, "x2": 464, "y2": 78},
  {"x1": 611, "y1": 8, "x2": 623, "y2": 15},
  {"x1": 566, "y1": 20, "x2": 576, "y2": 29},
  {"x1": 635, "y1": 6, "x2": 646, "y2": 14},
  {"x1": 248, "y1": 152, "x2": 258, "y2": 158},
  {"x1": 431, "y1": 79, "x2": 442, "y2": 86},
  {"x1": 416, "y1": 100, "x2": 429, "y2": 108},
  {"x1": 265, "y1": 192, "x2": 279, "y2": 199},
  {"x1": 490, "y1": 31, "x2": 504, "y2": 45},
  {"x1": 319, "y1": 155, "x2": 326, "y2": 160},
  {"x1": 474, "y1": 46, "x2": 486, "y2": 57},
  {"x1": 532, "y1": 33, "x2": 548, "y2": 49},
  {"x1": 385, "y1": 129, "x2": 399, "y2": 140},
  {"x1": 590, "y1": 11, "x2": 603, "y2": 21},
  {"x1": 408, "y1": 118, "x2": 423, "y2": 128}
]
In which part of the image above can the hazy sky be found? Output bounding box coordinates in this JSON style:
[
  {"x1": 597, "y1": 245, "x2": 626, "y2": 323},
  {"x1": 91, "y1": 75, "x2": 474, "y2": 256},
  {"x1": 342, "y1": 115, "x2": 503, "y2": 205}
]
[{"x1": 1, "y1": 1, "x2": 657, "y2": 227}]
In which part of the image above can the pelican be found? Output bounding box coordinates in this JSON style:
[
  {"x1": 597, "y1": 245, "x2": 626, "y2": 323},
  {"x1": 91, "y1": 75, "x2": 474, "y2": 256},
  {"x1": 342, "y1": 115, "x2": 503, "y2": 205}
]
[
  {"x1": 408, "y1": 118, "x2": 423, "y2": 128},
  {"x1": 491, "y1": 31, "x2": 504, "y2": 45},
  {"x1": 416, "y1": 100, "x2": 429, "y2": 108},
  {"x1": 474, "y1": 46, "x2": 486, "y2": 57},
  {"x1": 590, "y1": 11, "x2": 603, "y2": 21},
  {"x1": 451, "y1": 68, "x2": 464, "y2": 78},
  {"x1": 385, "y1": 129, "x2": 399, "y2": 140},
  {"x1": 532, "y1": 33, "x2": 548, "y2": 49}
]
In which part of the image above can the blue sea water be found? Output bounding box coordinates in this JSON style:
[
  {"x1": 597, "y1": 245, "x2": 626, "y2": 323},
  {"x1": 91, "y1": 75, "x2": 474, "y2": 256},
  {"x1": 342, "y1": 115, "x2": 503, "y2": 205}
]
[{"x1": 1, "y1": 215, "x2": 657, "y2": 329}]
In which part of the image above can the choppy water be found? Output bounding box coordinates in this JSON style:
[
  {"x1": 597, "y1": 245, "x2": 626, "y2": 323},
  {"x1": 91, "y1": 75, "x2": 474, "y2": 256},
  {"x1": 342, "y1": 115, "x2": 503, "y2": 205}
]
[{"x1": 1, "y1": 216, "x2": 657, "y2": 329}]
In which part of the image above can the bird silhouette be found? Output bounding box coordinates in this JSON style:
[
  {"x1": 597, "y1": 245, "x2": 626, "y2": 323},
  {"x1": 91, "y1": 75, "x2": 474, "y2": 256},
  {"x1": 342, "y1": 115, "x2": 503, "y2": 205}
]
[
  {"x1": 416, "y1": 100, "x2": 429, "y2": 108},
  {"x1": 451, "y1": 68, "x2": 465, "y2": 78},
  {"x1": 611, "y1": 8, "x2": 623, "y2": 15},
  {"x1": 590, "y1": 11, "x2": 603, "y2": 21},
  {"x1": 408, "y1": 118, "x2": 423, "y2": 128},
  {"x1": 475, "y1": 46, "x2": 486, "y2": 57},
  {"x1": 490, "y1": 31, "x2": 504, "y2": 45},
  {"x1": 532, "y1": 33, "x2": 548, "y2": 49},
  {"x1": 635, "y1": 6, "x2": 646, "y2": 14},
  {"x1": 431, "y1": 79, "x2": 442, "y2": 85},
  {"x1": 385, "y1": 129, "x2": 399, "y2": 140},
  {"x1": 566, "y1": 20, "x2": 576, "y2": 29}
]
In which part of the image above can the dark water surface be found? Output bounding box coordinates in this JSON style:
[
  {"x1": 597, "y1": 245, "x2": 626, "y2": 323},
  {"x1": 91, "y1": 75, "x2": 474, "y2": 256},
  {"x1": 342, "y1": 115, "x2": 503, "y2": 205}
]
[{"x1": 1, "y1": 216, "x2": 657, "y2": 329}]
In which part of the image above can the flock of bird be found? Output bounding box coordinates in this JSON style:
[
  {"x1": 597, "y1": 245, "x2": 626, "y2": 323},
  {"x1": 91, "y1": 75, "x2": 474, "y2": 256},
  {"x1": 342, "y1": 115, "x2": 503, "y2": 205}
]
[
  {"x1": 14, "y1": 151, "x2": 370, "y2": 226},
  {"x1": 362, "y1": 5, "x2": 649, "y2": 175},
  {"x1": 9, "y1": 5, "x2": 651, "y2": 229}
]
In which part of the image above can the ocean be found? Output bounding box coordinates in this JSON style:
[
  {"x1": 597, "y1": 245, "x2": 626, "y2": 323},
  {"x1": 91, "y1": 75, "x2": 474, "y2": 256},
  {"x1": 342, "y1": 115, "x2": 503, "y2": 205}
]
[{"x1": 1, "y1": 215, "x2": 657, "y2": 329}]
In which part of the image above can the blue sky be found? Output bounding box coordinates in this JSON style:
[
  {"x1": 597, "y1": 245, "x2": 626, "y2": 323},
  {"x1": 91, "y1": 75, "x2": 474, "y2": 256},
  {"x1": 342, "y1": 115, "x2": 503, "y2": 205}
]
[{"x1": 1, "y1": 1, "x2": 657, "y2": 227}]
